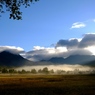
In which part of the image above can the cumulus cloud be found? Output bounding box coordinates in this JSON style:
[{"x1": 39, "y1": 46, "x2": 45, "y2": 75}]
[
  {"x1": 71, "y1": 22, "x2": 86, "y2": 29},
  {"x1": 23, "y1": 47, "x2": 92, "y2": 62},
  {"x1": 54, "y1": 33, "x2": 95, "y2": 57},
  {"x1": 23, "y1": 46, "x2": 68, "y2": 61},
  {"x1": 84, "y1": 46, "x2": 95, "y2": 55},
  {"x1": 21, "y1": 33, "x2": 95, "y2": 61},
  {"x1": 56, "y1": 38, "x2": 79, "y2": 49},
  {"x1": 33, "y1": 46, "x2": 45, "y2": 50},
  {"x1": 79, "y1": 33, "x2": 95, "y2": 48},
  {"x1": 20, "y1": 33, "x2": 95, "y2": 61},
  {"x1": 1, "y1": 33, "x2": 95, "y2": 62},
  {"x1": 65, "y1": 48, "x2": 92, "y2": 56},
  {"x1": 56, "y1": 33, "x2": 95, "y2": 49},
  {"x1": 0, "y1": 46, "x2": 24, "y2": 54}
]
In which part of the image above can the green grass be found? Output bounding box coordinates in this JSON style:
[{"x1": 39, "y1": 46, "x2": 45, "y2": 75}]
[{"x1": 0, "y1": 74, "x2": 95, "y2": 95}]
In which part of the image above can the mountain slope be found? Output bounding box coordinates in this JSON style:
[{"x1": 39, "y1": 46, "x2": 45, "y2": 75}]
[
  {"x1": 40, "y1": 55, "x2": 95, "y2": 64},
  {"x1": 0, "y1": 51, "x2": 33, "y2": 67},
  {"x1": 64, "y1": 55, "x2": 95, "y2": 64},
  {"x1": 84, "y1": 60, "x2": 95, "y2": 67}
]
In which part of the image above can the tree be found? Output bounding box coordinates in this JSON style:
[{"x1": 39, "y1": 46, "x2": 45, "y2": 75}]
[
  {"x1": 21, "y1": 69, "x2": 26, "y2": 73},
  {"x1": 9, "y1": 68, "x2": 15, "y2": 73},
  {"x1": 0, "y1": 0, "x2": 39, "y2": 20},
  {"x1": 31, "y1": 68, "x2": 37, "y2": 74},
  {"x1": 38, "y1": 69, "x2": 42, "y2": 73},
  {"x1": 49, "y1": 69, "x2": 54, "y2": 74},
  {"x1": 2, "y1": 68, "x2": 8, "y2": 73},
  {"x1": 42, "y1": 67, "x2": 49, "y2": 74},
  {"x1": 0, "y1": 67, "x2": 2, "y2": 73}
]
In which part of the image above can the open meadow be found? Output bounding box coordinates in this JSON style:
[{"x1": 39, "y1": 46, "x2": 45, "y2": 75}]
[{"x1": 0, "y1": 74, "x2": 95, "y2": 95}]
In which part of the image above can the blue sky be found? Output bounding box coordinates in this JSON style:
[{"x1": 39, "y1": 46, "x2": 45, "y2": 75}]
[{"x1": 0, "y1": 0, "x2": 95, "y2": 61}]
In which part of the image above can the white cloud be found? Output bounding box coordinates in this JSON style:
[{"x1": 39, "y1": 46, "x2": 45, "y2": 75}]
[
  {"x1": 23, "y1": 46, "x2": 68, "y2": 61},
  {"x1": 33, "y1": 46, "x2": 45, "y2": 50},
  {"x1": 22, "y1": 33, "x2": 95, "y2": 61},
  {"x1": 69, "y1": 38, "x2": 82, "y2": 42},
  {"x1": 70, "y1": 18, "x2": 95, "y2": 29},
  {"x1": 23, "y1": 46, "x2": 92, "y2": 62},
  {"x1": 56, "y1": 47, "x2": 67, "y2": 53},
  {"x1": 84, "y1": 46, "x2": 95, "y2": 55},
  {"x1": 71, "y1": 22, "x2": 86, "y2": 29},
  {"x1": 54, "y1": 33, "x2": 95, "y2": 56},
  {"x1": 2, "y1": 33, "x2": 93, "y2": 62},
  {"x1": 33, "y1": 46, "x2": 67, "y2": 54},
  {"x1": 0, "y1": 46, "x2": 24, "y2": 54},
  {"x1": 1, "y1": 33, "x2": 95, "y2": 62}
]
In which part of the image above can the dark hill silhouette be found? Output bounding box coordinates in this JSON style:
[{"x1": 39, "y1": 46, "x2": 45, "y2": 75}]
[
  {"x1": 64, "y1": 55, "x2": 95, "y2": 64},
  {"x1": 40, "y1": 55, "x2": 95, "y2": 64},
  {"x1": 84, "y1": 60, "x2": 95, "y2": 67},
  {"x1": 0, "y1": 51, "x2": 33, "y2": 67},
  {"x1": 48, "y1": 57, "x2": 65, "y2": 63},
  {"x1": 1, "y1": 51, "x2": 95, "y2": 66}
]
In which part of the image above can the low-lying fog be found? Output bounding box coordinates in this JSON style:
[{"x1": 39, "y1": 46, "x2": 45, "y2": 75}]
[{"x1": 16, "y1": 64, "x2": 95, "y2": 72}]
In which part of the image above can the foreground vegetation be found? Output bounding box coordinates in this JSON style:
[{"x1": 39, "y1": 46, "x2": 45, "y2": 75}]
[
  {"x1": 0, "y1": 66, "x2": 95, "y2": 75},
  {"x1": 0, "y1": 74, "x2": 95, "y2": 95}
]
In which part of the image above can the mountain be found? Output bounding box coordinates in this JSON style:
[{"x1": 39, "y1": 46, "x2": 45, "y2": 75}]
[
  {"x1": 1, "y1": 50, "x2": 94, "y2": 67},
  {"x1": 64, "y1": 55, "x2": 95, "y2": 64},
  {"x1": 47, "y1": 57, "x2": 65, "y2": 64},
  {"x1": 0, "y1": 51, "x2": 34, "y2": 67},
  {"x1": 40, "y1": 55, "x2": 95, "y2": 64},
  {"x1": 84, "y1": 60, "x2": 95, "y2": 67}
]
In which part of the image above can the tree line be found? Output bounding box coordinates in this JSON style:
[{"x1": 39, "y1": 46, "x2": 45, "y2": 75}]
[
  {"x1": 0, "y1": 67, "x2": 95, "y2": 74},
  {"x1": 0, "y1": 67, "x2": 54, "y2": 74}
]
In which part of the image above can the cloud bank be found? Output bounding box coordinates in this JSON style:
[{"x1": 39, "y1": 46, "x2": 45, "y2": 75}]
[
  {"x1": 0, "y1": 46, "x2": 24, "y2": 54},
  {"x1": 56, "y1": 33, "x2": 95, "y2": 49},
  {"x1": 20, "y1": 33, "x2": 95, "y2": 61},
  {"x1": 0, "y1": 33, "x2": 95, "y2": 62}
]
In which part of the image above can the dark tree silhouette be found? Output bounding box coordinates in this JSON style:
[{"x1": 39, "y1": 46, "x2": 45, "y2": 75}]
[
  {"x1": 31, "y1": 68, "x2": 37, "y2": 74},
  {"x1": 2, "y1": 68, "x2": 8, "y2": 73},
  {"x1": 0, "y1": 0, "x2": 39, "y2": 20},
  {"x1": 42, "y1": 67, "x2": 49, "y2": 74}
]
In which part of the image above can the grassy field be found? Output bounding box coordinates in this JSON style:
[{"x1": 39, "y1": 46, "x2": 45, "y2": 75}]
[{"x1": 0, "y1": 74, "x2": 95, "y2": 95}]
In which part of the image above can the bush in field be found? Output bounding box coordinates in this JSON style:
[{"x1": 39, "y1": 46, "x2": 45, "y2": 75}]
[
  {"x1": 49, "y1": 69, "x2": 54, "y2": 74},
  {"x1": 21, "y1": 69, "x2": 27, "y2": 74},
  {"x1": 38, "y1": 69, "x2": 42, "y2": 73},
  {"x1": 31, "y1": 69, "x2": 37, "y2": 74},
  {"x1": 18, "y1": 70, "x2": 22, "y2": 74},
  {"x1": 42, "y1": 67, "x2": 49, "y2": 74},
  {"x1": 56, "y1": 70, "x2": 66, "y2": 74},
  {"x1": 0, "y1": 67, "x2": 2, "y2": 73},
  {"x1": 9, "y1": 69, "x2": 15, "y2": 73},
  {"x1": 2, "y1": 68, "x2": 8, "y2": 73}
]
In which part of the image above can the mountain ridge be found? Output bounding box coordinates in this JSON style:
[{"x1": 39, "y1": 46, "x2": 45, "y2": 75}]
[
  {"x1": 40, "y1": 55, "x2": 95, "y2": 64},
  {"x1": 0, "y1": 51, "x2": 34, "y2": 67}
]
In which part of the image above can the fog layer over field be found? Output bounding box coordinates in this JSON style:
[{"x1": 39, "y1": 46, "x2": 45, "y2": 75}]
[{"x1": 16, "y1": 64, "x2": 95, "y2": 72}]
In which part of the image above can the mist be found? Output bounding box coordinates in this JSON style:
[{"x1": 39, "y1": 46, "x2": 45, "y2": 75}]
[{"x1": 16, "y1": 64, "x2": 95, "y2": 72}]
